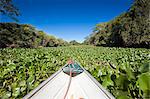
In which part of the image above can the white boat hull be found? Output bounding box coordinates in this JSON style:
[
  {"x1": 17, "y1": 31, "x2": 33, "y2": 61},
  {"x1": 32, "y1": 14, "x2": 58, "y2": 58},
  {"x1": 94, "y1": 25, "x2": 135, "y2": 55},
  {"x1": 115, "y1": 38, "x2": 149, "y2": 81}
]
[{"x1": 23, "y1": 65, "x2": 115, "y2": 99}]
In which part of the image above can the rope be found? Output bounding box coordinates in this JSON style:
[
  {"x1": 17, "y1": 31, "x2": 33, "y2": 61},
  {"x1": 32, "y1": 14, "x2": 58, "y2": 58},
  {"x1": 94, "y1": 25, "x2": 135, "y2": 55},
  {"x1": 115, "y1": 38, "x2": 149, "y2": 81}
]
[{"x1": 63, "y1": 64, "x2": 73, "y2": 99}]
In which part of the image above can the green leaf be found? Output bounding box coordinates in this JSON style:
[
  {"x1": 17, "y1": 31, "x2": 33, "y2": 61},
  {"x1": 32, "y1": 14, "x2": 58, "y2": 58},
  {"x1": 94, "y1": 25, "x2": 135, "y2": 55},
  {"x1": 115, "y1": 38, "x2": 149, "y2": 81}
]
[
  {"x1": 102, "y1": 75, "x2": 114, "y2": 88},
  {"x1": 115, "y1": 74, "x2": 129, "y2": 90},
  {"x1": 27, "y1": 76, "x2": 35, "y2": 84},
  {"x1": 139, "y1": 63, "x2": 150, "y2": 73},
  {"x1": 137, "y1": 72, "x2": 150, "y2": 91},
  {"x1": 12, "y1": 87, "x2": 20, "y2": 97},
  {"x1": 126, "y1": 67, "x2": 134, "y2": 79},
  {"x1": 117, "y1": 95, "x2": 130, "y2": 99},
  {"x1": 19, "y1": 80, "x2": 26, "y2": 87},
  {"x1": 2, "y1": 91, "x2": 11, "y2": 99}
]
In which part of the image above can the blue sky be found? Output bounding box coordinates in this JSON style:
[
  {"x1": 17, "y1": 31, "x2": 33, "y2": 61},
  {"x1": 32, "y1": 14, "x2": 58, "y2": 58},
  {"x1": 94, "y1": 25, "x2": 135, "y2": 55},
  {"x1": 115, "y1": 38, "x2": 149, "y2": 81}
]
[{"x1": 0, "y1": 0, "x2": 133, "y2": 42}]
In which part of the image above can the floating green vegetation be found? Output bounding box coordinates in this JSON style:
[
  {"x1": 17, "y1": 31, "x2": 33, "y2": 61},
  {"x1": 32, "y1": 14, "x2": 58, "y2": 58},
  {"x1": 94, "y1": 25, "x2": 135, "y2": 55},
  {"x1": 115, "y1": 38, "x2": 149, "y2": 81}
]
[{"x1": 0, "y1": 46, "x2": 149, "y2": 98}]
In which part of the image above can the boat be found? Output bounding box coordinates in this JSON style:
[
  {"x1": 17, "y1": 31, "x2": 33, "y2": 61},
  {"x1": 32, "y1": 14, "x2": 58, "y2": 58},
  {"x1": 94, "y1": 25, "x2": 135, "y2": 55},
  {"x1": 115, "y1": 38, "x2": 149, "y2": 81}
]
[{"x1": 23, "y1": 60, "x2": 115, "y2": 99}]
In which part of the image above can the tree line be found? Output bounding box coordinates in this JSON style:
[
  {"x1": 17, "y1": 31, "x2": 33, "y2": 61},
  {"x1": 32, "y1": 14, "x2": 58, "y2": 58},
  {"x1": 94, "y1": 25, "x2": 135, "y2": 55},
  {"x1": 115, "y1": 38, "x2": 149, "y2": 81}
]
[
  {"x1": 0, "y1": 0, "x2": 149, "y2": 48},
  {"x1": 0, "y1": 23, "x2": 68, "y2": 48},
  {"x1": 84, "y1": 0, "x2": 150, "y2": 48}
]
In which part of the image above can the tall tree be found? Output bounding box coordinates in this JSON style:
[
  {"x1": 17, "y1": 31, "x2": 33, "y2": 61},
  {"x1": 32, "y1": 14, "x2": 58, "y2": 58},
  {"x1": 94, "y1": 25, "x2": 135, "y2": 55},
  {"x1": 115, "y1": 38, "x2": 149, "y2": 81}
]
[
  {"x1": 0, "y1": 0, "x2": 19, "y2": 21},
  {"x1": 84, "y1": 0, "x2": 150, "y2": 48}
]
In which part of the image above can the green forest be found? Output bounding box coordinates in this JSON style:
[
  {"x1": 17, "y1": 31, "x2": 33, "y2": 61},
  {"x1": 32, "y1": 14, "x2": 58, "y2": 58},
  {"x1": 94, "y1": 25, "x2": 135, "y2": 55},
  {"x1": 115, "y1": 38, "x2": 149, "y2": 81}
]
[
  {"x1": 0, "y1": 0, "x2": 150, "y2": 48},
  {"x1": 84, "y1": 0, "x2": 150, "y2": 48},
  {"x1": 0, "y1": 23, "x2": 68, "y2": 48}
]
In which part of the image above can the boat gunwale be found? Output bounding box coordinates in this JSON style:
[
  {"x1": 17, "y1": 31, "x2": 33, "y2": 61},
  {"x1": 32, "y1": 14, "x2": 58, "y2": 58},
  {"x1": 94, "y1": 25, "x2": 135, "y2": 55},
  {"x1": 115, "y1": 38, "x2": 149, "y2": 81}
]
[
  {"x1": 23, "y1": 61, "x2": 115, "y2": 99},
  {"x1": 23, "y1": 64, "x2": 68, "y2": 99},
  {"x1": 77, "y1": 62, "x2": 115, "y2": 99}
]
